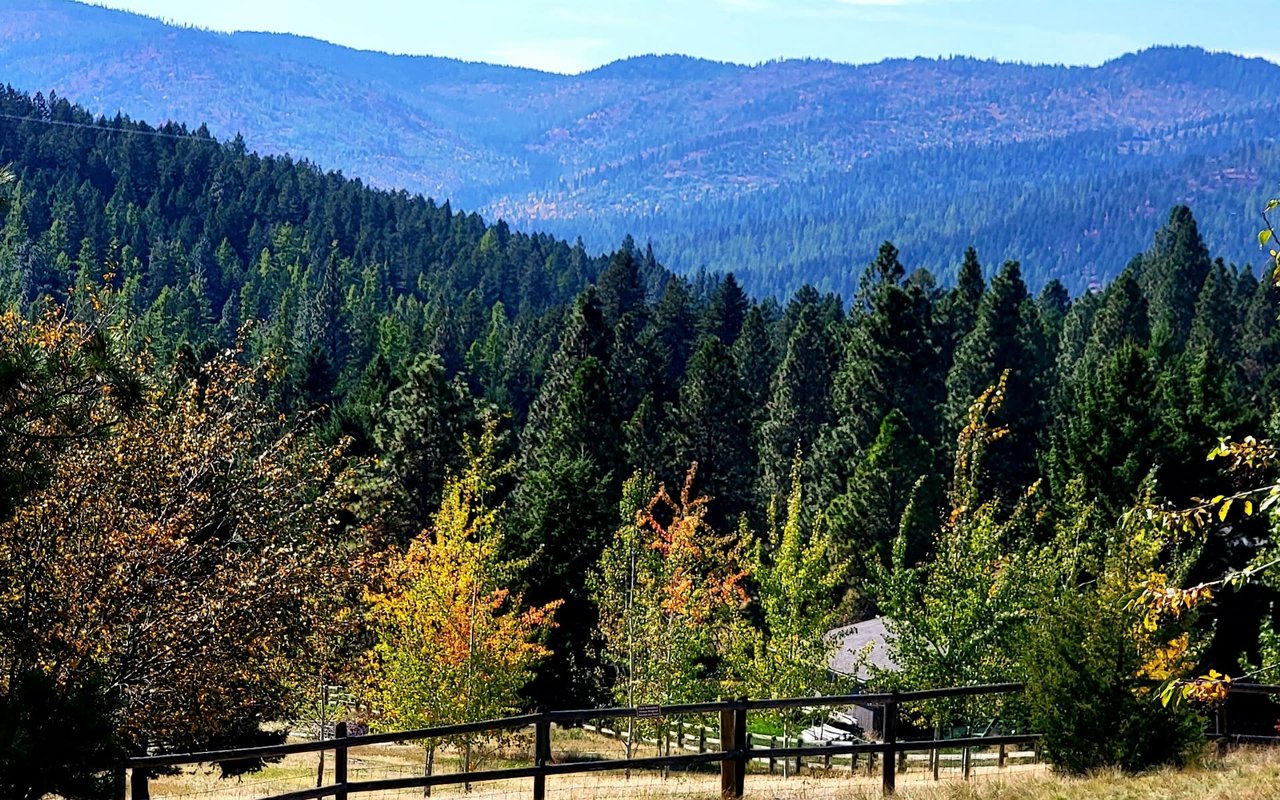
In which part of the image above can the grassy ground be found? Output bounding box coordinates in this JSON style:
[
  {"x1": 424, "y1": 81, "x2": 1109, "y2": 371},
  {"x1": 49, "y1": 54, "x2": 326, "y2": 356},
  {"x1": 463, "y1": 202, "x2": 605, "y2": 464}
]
[
  {"x1": 897, "y1": 747, "x2": 1280, "y2": 800},
  {"x1": 134, "y1": 739, "x2": 1280, "y2": 800}
]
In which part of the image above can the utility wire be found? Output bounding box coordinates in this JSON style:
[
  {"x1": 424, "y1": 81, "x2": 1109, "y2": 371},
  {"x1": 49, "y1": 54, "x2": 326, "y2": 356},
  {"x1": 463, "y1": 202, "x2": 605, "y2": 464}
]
[{"x1": 0, "y1": 110, "x2": 222, "y2": 143}]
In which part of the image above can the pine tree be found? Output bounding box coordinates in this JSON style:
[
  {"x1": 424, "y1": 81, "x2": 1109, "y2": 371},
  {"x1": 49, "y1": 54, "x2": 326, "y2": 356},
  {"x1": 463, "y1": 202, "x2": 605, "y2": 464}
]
[
  {"x1": 597, "y1": 246, "x2": 645, "y2": 326},
  {"x1": 672, "y1": 336, "x2": 756, "y2": 526},
  {"x1": 814, "y1": 250, "x2": 941, "y2": 511},
  {"x1": 759, "y1": 298, "x2": 835, "y2": 509},
  {"x1": 702, "y1": 272, "x2": 750, "y2": 345},
  {"x1": 944, "y1": 260, "x2": 1049, "y2": 501},
  {"x1": 1185, "y1": 262, "x2": 1257, "y2": 439},
  {"x1": 373, "y1": 353, "x2": 478, "y2": 541},
  {"x1": 1048, "y1": 342, "x2": 1160, "y2": 515},
  {"x1": 732, "y1": 305, "x2": 776, "y2": 439},
  {"x1": 649, "y1": 275, "x2": 698, "y2": 407},
  {"x1": 520, "y1": 288, "x2": 612, "y2": 465},
  {"x1": 1140, "y1": 205, "x2": 1212, "y2": 360},
  {"x1": 1083, "y1": 272, "x2": 1149, "y2": 363},
  {"x1": 1036, "y1": 279, "x2": 1070, "y2": 357},
  {"x1": 936, "y1": 246, "x2": 985, "y2": 366},
  {"x1": 511, "y1": 356, "x2": 620, "y2": 708},
  {"x1": 1241, "y1": 276, "x2": 1280, "y2": 402},
  {"x1": 824, "y1": 409, "x2": 941, "y2": 601}
]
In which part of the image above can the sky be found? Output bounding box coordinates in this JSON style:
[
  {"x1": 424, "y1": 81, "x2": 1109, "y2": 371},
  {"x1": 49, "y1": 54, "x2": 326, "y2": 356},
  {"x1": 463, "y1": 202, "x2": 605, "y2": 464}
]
[{"x1": 86, "y1": 0, "x2": 1278, "y2": 76}]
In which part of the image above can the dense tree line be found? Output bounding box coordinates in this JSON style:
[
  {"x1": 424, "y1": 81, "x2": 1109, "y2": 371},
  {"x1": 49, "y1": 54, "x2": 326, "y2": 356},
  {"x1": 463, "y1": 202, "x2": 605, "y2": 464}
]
[
  {"x1": 557, "y1": 108, "x2": 1280, "y2": 297},
  {"x1": 3, "y1": 89, "x2": 1280, "y2": 790}
]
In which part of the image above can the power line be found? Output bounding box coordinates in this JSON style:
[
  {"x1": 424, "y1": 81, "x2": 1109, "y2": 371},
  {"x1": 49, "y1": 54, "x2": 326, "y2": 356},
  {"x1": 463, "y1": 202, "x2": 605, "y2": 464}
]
[{"x1": 0, "y1": 110, "x2": 222, "y2": 143}]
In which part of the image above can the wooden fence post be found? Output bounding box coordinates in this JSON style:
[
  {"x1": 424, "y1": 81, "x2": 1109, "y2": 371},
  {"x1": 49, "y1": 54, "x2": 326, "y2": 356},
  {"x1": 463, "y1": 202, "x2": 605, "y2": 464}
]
[
  {"x1": 128, "y1": 757, "x2": 149, "y2": 800},
  {"x1": 720, "y1": 705, "x2": 735, "y2": 799},
  {"x1": 768, "y1": 736, "x2": 776, "y2": 774},
  {"x1": 881, "y1": 691, "x2": 899, "y2": 796},
  {"x1": 129, "y1": 767, "x2": 149, "y2": 800},
  {"x1": 930, "y1": 724, "x2": 939, "y2": 781},
  {"x1": 961, "y1": 746, "x2": 971, "y2": 780},
  {"x1": 719, "y1": 699, "x2": 746, "y2": 800},
  {"x1": 333, "y1": 721, "x2": 348, "y2": 800},
  {"x1": 533, "y1": 716, "x2": 551, "y2": 800},
  {"x1": 699, "y1": 726, "x2": 706, "y2": 753}
]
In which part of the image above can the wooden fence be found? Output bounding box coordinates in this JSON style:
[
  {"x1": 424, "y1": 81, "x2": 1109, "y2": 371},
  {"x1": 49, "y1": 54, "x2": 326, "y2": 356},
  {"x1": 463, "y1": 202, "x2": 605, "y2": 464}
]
[
  {"x1": 126, "y1": 682, "x2": 1044, "y2": 799},
  {"x1": 123, "y1": 681, "x2": 1280, "y2": 799}
]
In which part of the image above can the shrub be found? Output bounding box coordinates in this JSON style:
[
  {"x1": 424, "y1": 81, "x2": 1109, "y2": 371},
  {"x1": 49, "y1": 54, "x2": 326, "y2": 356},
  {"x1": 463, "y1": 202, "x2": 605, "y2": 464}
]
[
  {"x1": 1024, "y1": 589, "x2": 1204, "y2": 774},
  {"x1": 0, "y1": 671, "x2": 123, "y2": 800}
]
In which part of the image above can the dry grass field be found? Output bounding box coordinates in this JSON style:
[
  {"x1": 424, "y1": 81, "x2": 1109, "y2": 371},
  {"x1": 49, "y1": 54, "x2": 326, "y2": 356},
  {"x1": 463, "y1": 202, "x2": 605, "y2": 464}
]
[{"x1": 130, "y1": 729, "x2": 1280, "y2": 800}]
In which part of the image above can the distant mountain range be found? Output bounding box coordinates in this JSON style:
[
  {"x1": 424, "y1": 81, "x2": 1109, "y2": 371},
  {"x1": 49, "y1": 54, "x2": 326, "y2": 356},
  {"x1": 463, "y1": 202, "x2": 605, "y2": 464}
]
[{"x1": 3, "y1": 0, "x2": 1280, "y2": 294}]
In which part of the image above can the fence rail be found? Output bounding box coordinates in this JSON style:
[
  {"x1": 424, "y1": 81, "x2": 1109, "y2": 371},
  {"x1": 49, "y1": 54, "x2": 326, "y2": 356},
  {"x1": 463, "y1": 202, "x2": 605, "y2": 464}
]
[{"x1": 124, "y1": 681, "x2": 1279, "y2": 800}]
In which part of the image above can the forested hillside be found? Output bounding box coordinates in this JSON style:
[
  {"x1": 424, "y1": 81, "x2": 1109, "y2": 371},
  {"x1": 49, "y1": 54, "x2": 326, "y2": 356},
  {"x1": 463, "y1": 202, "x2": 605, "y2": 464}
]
[
  {"x1": 2, "y1": 83, "x2": 1280, "y2": 783},
  {"x1": 4, "y1": 0, "x2": 1280, "y2": 294},
  {"x1": 2, "y1": 81, "x2": 1280, "y2": 732}
]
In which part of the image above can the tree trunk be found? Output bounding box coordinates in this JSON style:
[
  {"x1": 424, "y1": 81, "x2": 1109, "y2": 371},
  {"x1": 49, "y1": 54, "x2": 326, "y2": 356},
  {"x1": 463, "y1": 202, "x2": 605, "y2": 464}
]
[
  {"x1": 423, "y1": 742, "x2": 434, "y2": 798},
  {"x1": 316, "y1": 680, "x2": 328, "y2": 788},
  {"x1": 782, "y1": 720, "x2": 790, "y2": 779}
]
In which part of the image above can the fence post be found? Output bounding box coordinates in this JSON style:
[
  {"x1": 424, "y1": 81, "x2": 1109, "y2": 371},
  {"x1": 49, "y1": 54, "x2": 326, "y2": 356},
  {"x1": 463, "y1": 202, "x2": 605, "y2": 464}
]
[
  {"x1": 129, "y1": 767, "x2": 149, "y2": 800},
  {"x1": 735, "y1": 698, "x2": 747, "y2": 797},
  {"x1": 930, "y1": 724, "x2": 939, "y2": 781},
  {"x1": 719, "y1": 699, "x2": 746, "y2": 800},
  {"x1": 768, "y1": 736, "x2": 776, "y2": 774},
  {"x1": 699, "y1": 726, "x2": 706, "y2": 753},
  {"x1": 998, "y1": 743, "x2": 1007, "y2": 769},
  {"x1": 961, "y1": 746, "x2": 971, "y2": 780},
  {"x1": 882, "y1": 691, "x2": 898, "y2": 796},
  {"x1": 533, "y1": 715, "x2": 551, "y2": 800},
  {"x1": 720, "y1": 704, "x2": 735, "y2": 799},
  {"x1": 333, "y1": 721, "x2": 348, "y2": 800}
]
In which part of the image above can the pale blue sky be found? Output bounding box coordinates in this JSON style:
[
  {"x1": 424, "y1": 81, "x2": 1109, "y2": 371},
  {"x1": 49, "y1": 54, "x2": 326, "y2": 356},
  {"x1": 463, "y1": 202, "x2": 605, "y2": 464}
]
[{"x1": 87, "y1": 0, "x2": 1278, "y2": 75}]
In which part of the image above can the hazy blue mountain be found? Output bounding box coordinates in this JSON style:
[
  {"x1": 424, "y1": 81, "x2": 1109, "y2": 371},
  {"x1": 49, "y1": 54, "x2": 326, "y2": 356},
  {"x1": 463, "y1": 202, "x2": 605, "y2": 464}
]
[{"x1": 3, "y1": 0, "x2": 1279, "y2": 294}]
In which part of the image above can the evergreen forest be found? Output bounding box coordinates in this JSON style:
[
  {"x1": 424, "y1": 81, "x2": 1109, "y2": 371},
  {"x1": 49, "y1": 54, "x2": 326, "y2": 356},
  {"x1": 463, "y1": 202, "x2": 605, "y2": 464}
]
[{"x1": 3, "y1": 84, "x2": 1280, "y2": 794}]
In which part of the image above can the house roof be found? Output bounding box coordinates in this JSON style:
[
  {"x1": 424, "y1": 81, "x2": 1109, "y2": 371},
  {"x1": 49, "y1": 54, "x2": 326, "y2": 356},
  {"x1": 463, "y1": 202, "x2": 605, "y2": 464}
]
[{"x1": 827, "y1": 616, "x2": 898, "y2": 682}]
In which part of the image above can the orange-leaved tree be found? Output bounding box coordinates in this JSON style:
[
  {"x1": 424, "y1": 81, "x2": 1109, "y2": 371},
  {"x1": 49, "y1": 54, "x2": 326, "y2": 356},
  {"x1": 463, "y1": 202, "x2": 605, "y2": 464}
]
[{"x1": 591, "y1": 464, "x2": 750, "y2": 755}]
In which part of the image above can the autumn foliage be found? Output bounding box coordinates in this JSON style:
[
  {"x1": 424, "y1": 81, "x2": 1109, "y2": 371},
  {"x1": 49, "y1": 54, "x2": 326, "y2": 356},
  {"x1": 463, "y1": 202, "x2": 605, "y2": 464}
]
[
  {"x1": 592, "y1": 465, "x2": 751, "y2": 718},
  {"x1": 0, "y1": 301, "x2": 359, "y2": 757},
  {"x1": 363, "y1": 421, "x2": 560, "y2": 735}
]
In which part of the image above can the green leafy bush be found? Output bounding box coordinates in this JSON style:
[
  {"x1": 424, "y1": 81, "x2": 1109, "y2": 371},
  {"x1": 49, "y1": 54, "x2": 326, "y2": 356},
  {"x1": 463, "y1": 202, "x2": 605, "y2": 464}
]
[{"x1": 1024, "y1": 589, "x2": 1204, "y2": 774}]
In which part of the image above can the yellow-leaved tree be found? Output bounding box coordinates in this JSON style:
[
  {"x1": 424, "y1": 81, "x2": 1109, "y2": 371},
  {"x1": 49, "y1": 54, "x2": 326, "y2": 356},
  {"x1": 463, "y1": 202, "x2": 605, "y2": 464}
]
[
  {"x1": 364, "y1": 420, "x2": 560, "y2": 774},
  {"x1": 734, "y1": 455, "x2": 848, "y2": 773}
]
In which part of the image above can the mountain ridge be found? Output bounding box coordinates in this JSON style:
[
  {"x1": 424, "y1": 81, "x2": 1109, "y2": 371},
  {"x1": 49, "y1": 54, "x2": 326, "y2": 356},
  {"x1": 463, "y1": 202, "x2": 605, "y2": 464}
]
[{"x1": 3, "y1": 1, "x2": 1280, "y2": 294}]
